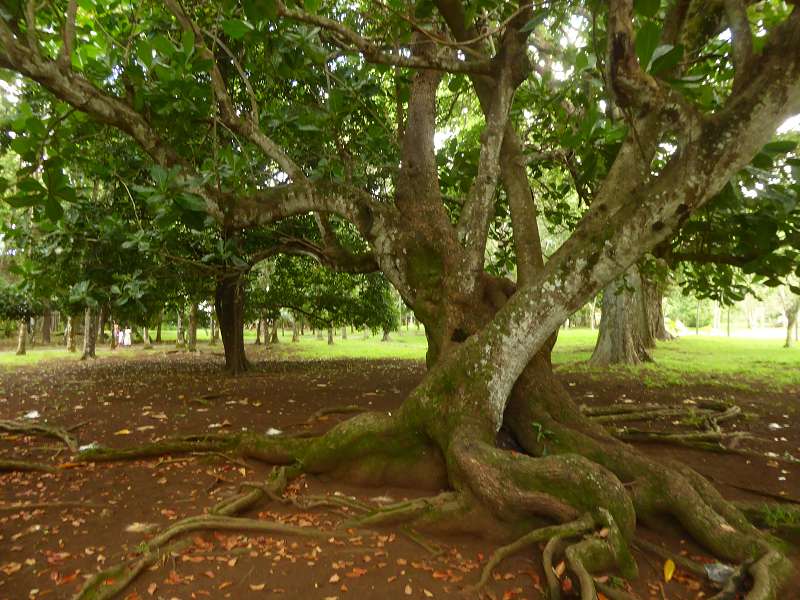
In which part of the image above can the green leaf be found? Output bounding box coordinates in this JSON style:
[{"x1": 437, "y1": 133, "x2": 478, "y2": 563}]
[
  {"x1": 520, "y1": 11, "x2": 547, "y2": 33},
  {"x1": 174, "y1": 193, "x2": 207, "y2": 212},
  {"x1": 222, "y1": 19, "x2": 254, "y2": 39},
  {"x1": 304, "y1": 0, "x2": 320, "y2": 12},
  {"x1": 762, "y1": 140, "x2": 798, "y2": 155},
  {"x1": 635, "y1": 22, "x2": 661, "y2": 67},
  {"x1": 649, "y1": 44, "x2": 683, "y2": 74},
  {"x1": 634, "y1": 0, "x2": 660, "y2": 18},
  {"x1": 150, "y1": 34, "x2": 174, "y2": 57},
  {"x1": 43, "y1": 196, "x2": 64, "y2": 221}
]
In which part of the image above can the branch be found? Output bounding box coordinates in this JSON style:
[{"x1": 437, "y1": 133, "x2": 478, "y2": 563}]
[
  {"x1": 58, "y1": 0, "x2": 77, "y2": 68},
  {"x1": 274, "y1": 1, "x2": 492, "y2": 75},
  {"x1": 606, "y1": 0, "x2": 661, "y2": 112},
  {"x1": 667, "y1": 250, "x2": 759, "y2": 267},
  {"x1": 163, "y1": 0, "x2": 305, "y2": 182},
  {"x1": 723, "y1": 0, "x2": 753, "y2": 93}
]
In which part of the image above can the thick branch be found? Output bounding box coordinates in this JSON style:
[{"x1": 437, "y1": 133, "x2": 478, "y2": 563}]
[
  {"x1": 58, "y1": 0, "x2": 77, "y2": 68},
  {"x1": 723, "y1": 0, "x2": 754, "y2": 93},
  {"x1": 275, "y1": 1, "x2": 492, "y2": 75}
]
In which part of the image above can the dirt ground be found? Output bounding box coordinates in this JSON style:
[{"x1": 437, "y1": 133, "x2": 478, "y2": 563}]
[{"x1": 1, "y1": 347, "x2": 798, "y2": 600}]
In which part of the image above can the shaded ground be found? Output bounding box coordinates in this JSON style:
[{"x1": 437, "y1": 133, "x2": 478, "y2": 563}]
[{"x1": 1, "y1": 347, "x2": 798, "y2": 600}]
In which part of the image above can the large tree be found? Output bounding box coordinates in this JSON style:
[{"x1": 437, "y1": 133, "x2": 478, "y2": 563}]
[{"x1": 2, "y1": 1, "x2": 800, "y2": 597}]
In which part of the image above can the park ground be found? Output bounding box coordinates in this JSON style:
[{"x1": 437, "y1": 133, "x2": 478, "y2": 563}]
[{"x1": 0, "y1": 329, "x2": 799, "y2": 600}]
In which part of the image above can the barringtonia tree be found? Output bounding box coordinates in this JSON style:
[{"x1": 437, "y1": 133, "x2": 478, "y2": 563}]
[{"x1": 2, "y1": 1, "x2": 800, "y2": 597}]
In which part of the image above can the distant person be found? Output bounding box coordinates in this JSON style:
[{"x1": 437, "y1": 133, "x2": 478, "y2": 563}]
[
  {"x1": 113, "y1": 323, "x2": 120, "y2": 349},
  {"x1": 118, "y1": 325, "x2": 125, "y2": 347},
  {"x1": 123, "y1": 326, "x2": 132, "y2": 347}
]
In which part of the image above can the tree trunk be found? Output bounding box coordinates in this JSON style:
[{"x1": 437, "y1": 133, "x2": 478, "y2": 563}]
[
  {"x1": 785, "y1": 299, "x2": 799, "y2": 348},
  {"x1": 155, "y1": 310, "x2": 163, "y2": 343},
  {"x1": 316, "y1": 328, "x2": 323, "y2": 340},
  {"x1": 381, "y1": 327, "x2": 390, "y2": 342},
  {"x1": 188, "y1": 304, "x2": 198, "y2": 352},
  {"x1": 176, "y1": 310, "x2": 186, "y2": 347},
  {"x1": 341, "y1": 326, "x2": 348, "y2": 340},
  {"x1": 300, "y1": 320, "x2": 305, "y2": 335},
  {"x1": 97, "y1": 304, "x2": 109, "y2": 343},
  {"x1": 327, "y1": 325, "x2": 334, "y2": 345},
  {"x1": 81, "y1": 306, "x2": 98, "y2": 360},
  {"x1": 143, "y1": 325, "x2": 151, "y2": 349},
  {"x1": 641, "y1": 277, "x2": 673, "y2": 343},
  {"x1": 291, "y1": 318, "x2": 299, "y2": 342},
  {"x1": 270, "y1": 319, "x2": 279, "y2": 344},
  {"x1": 215, "y1": 275, "x2": 249, "y2": 374},
  {"x1": 41, "y1": 307, "x2": 52, "y2": 345},
  {"x1": 15, "y1": 320, "x2": 26, "y2": 355},
  {"x1": 209, "y1": 315, "x2": 217, "y2": 345},
  {"x1": 66, "y1": 315, "x2": 77, "y2": 353},
  {"x1": 591, "y1": 266, "x2": 652, "y2": 365},
  {"x1": 254, "y1": 319, "x2": 262, "y2": 345}
]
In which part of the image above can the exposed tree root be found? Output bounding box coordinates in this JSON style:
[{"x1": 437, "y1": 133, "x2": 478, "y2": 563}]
[
  {"x1": 0, "y1": 501, "x2": 104, "y2": 512},
  {"x1": 468, "y1": 513, "x2": 595, "y2": 592},
  {"x1": 0, "y1": 458, "x2": 58, "y2": 473},
  {"x1": 74, "y1": 466, "x2": 324, "y2": 600},
  {"x1": 0, "y1": 419, "x2": 79, "y2": 452},
  {"x1": 304, "y1": 404, "x2": 365, "y2": 424}
]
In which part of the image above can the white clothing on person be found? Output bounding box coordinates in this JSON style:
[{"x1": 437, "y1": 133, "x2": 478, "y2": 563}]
[
  {"x1": 118, "y1": 329, "x2": 125, "y2": 346},
  {"x1": 123, "y1": 328, "x2": 132, "y2": 347}
]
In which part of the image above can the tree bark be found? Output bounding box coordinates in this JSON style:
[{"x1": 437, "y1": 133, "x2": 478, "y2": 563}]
[
  {"x1": 291, "y1": 318, "x2": 299, "y2": 342},
  {"x1": 41, "y1": 307, "x2": 51, "y2": 345},
  {"x1": 66, "y1": 315, "x2": 77, "y2": 353},
  {"x1": 254, "y1": 319, "x2": 262, "y2": 345},
  {"x1": 155, "y1": 310, "x2": 163, "y2": 343},
  {"x1": 143, "y1": 325, "x2": 152, "y2": 349},
  {"x1": 81, "y1": 306, "x2": 98, "y2": 360},
  {"x1": 15, "y1": 320, "x2": 26, "y2": 355},
  {"x1": 209, "y1": 315, "x2": 217, "y2": 345},
  {"x1": 214, "y1": 275, "x2": 249, "y2": 374},
  {"x1": 341, "y1": 326, "x2": 347, "y2": 340},
  {"x1": 176, "y1": 310, "x2": 186, "y2": 347},
  {"x1": 188, "y1": 304, "x2": 198, "y2": 352},
  {"x1": 270, "y1": 319, "x2": 279, "y2": 344},
  {"x1": 642, "y1": 277, "x2": 673, "y2": 343},
  {"x1": 327, "y1": 325, "x2": 334, "y2": 345},
  {"x1": 381, "y1": 327, "x2": 390, "y2": 342},
  {"x1": 591, "y1": 266, "x2": 652, "y2": 365},
  {"x1": 97, "y1": 304, "x2": 109, "y2": 343},
  {"x1": 785, "y1": 298, "x2": 799, "y2": 348}
]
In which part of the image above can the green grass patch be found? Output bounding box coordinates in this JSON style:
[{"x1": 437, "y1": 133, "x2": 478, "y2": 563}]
[{"x1": 1, "y1": 327, "x2": 797, "y2": 392}]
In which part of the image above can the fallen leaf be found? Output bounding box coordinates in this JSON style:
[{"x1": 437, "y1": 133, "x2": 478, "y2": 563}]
[
  {"x1": 250, "y1": 583, "x2": 266, "y2": 591},
  {"x1": 113, "y1": 429, "x2": 132, "y2": 436},
  {"x1": 0, "y1": 562, "x2": 22, "y2": 575},
  {"x1": 147, "y1": 583, "x2": 157, "y2": 596},
  {"x1": 404, "y1": 584, "x2": 413, "y2": 595},
  {"x1": 664, "y1": 558, "x2": 676, "y2": 582}
]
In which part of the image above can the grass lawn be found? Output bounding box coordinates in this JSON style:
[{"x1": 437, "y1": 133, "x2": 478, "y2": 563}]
[{"x1": 2, "y1": 327, "x2": 798, "y2": 391}]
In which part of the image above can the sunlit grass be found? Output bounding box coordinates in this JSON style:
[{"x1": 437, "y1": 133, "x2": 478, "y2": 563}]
[{"x1": 2, "y1": 326, "x2": 797, "y2": 391}]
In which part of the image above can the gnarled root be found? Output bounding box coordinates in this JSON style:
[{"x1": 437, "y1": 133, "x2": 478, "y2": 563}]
[
  {"x1": 0, "y1": 419, "x2": 80, "y2": 452},
  {"x1": 0, "y1": 458, "x2": 58, "y2": 473}
]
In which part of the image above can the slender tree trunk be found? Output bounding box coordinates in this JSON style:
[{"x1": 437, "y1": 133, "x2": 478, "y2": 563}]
[
  {"x1": 66, "y1": 315, "x2": 77, "y2": 353},
  {"x1": 143, "y1": 325, "x2": 151, "y2": 349},
  {"x1": 300, "y1": 320, "x2": 305, "y2": 335},
  {"x1": 176, "y1": 310, "x2": 186, "y2": 347},
  {"x1": 97, "y1": 304, "x2": 109, "y2": 343},
  {"x1": 327, "y1": 325, "x2": 334, "y2": 345},
  {"x1": 254, "y1": 319, "x2": 262, "y2": 345},
  {"x1": 109, "y1": 324, "x2": 117, "y2": 350},
  {"x1": 591, "y1": 266, "x2": 652, "y2": 365},
  {"x1": 155, "y1": 310, "x2": 163, "y2": 343},
  {"x1": 341, "y1": 326, "x2": 348, "y2": 340},
  {"x1": 188, "y1": 304, "x2": 198, "y2": 352},
  {"x1": 15, "y1": 320, "x2": 26, "y2": 355},
  {"x1": 41, "y1": 307, "x2": 52, "y2": 344},
  {"x1": 785, "y1": 299, "x2": 799, "y2": 348},
  {"x1": 291, "y1": 318, "x2": 299, "y2": 342},
  {"x1": 271, "y1": 319, "x2": 279, "y2": 344},
  {"x1": 209, "y1": 315, "x2": 217, "y2": 345},
  {"x1": 81, "y1": 307, "x2": 98, "y2": 360},
  {"x1": 215, "y1": 275, "x2": 249, "y2": 374},
  {"x1": 382, "y1": 327, "x2": 390, "y2": 342}
]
